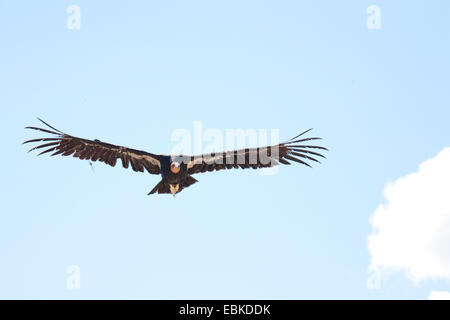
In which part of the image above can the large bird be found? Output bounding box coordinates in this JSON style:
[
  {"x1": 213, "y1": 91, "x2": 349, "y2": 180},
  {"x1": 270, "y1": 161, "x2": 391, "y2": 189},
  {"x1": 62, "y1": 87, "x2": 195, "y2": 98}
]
[{"x1": 24, "y1": 119, "x2": 327, "y2": 195}]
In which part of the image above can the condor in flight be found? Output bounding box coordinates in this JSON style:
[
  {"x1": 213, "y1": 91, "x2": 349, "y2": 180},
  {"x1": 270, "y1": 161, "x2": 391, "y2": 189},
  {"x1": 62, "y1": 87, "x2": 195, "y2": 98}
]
[{"x1": 24, "y1": 119, "x2": 327, "y2": 195}]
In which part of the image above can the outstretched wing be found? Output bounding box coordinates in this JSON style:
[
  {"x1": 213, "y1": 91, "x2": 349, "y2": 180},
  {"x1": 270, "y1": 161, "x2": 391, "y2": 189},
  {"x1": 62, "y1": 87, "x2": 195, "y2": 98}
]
[
  {"x1": 185, "y1": 129, "x2": 327, "y2": 175},
  {"x1": 24, "y1": 118, "x2": 162, "y2": 174}
]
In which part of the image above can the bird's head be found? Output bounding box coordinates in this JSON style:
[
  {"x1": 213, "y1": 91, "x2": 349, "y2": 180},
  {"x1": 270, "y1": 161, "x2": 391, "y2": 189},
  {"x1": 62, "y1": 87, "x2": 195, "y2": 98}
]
[{"x1": 170, "y1": 161, "x2": 180, "y2": 174}]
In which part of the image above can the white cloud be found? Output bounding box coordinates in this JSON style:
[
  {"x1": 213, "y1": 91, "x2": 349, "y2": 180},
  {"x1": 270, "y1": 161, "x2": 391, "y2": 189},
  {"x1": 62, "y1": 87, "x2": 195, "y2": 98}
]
[
  {"x1": 367, "y1": 148, "x2": 450, "y2": 289},
  {"x1": 428, "y1": 291, "x2": 450, "y2": 300}
]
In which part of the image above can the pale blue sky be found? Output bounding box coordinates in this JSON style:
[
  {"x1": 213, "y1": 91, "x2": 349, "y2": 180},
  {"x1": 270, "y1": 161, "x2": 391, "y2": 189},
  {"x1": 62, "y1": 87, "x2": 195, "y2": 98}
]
[{"x1": 1, "y1": 1, "x2": 449, "y2": 299}]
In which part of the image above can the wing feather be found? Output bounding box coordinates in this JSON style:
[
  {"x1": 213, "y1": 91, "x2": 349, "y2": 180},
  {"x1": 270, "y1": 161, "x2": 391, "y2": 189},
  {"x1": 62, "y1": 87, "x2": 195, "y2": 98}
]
[
  {"x1": 24, "y1": 119, "x2": 162, "y2": 175},
  {"x1": 186, "y1": 129, "x2": 327, "y2": 174}
]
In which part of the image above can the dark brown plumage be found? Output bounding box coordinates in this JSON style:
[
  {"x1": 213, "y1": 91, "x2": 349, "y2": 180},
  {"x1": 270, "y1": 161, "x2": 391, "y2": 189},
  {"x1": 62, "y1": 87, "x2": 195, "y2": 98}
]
[
  {"x1": 24, "y1": 119, "x2": 327, "y2": 195},
  {"x1": 185, "y1": 129, "x2": 327, "y2": 174}
]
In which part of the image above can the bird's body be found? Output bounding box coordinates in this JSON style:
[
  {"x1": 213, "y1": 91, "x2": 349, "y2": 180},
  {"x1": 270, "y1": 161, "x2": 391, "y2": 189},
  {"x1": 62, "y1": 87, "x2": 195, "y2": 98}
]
[
  {"x1": 151, "y1": 156, "x2": 197, "y2": 195},
  {"x1": 24, "y1": 119, "x2": 327, "y2": 196}
]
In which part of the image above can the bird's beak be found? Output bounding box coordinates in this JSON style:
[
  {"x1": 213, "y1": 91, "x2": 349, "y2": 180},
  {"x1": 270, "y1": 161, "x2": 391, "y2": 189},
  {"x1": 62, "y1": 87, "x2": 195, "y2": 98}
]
[{"x1": 170, "y1": 166, "x2": 180, "y2": 174}]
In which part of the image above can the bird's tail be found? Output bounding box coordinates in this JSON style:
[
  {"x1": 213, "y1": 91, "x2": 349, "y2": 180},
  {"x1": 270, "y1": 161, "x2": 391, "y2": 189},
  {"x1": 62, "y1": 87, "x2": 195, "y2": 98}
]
[{"x1": 148, "y1": 175, "x2": 198, "y2": 195}]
